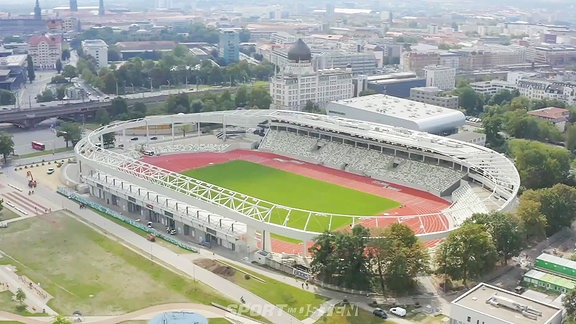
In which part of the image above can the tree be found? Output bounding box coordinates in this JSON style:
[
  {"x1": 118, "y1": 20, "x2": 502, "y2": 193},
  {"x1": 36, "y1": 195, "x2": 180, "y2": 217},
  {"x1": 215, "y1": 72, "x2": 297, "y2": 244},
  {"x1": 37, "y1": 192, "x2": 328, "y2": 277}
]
[
  {"x1": 165, "y1": 93, "x2": 190, "y2": 114},
  {"x1": 95, "y1": 109, "x2": 111, "y2": 125},
  {"x1": 435, "y1": 223, "x2": 498, "y2": 286},
  {"x1": 518, "y1": 185, "x2": 576, "y2": 237},
  {"x1": 0, "y1": 89, "x2": 16, "y2": 105},
  {"x1": 132, "y1": 102, "x2": 147, "y2": 117},
  {"x1": 62, "y1": 65, "x2": 78, "y2": 81},
  {"x1": 564, "y1": 289, "x2": 576, "y2": 323},
  {"x1": 26, "y1": 55, "x2": 35, "y2": 83},
  {"x1": 61, "y1": 48, "x2": 71, "y2": 61},
  {"x1": 0, "y1": 198, "x2": 3, "y2": 214},
  {"x1": 235, "y1": 85, "x2": 249, "y2": 107},
  {"x1": 110, "y1": 97, "x2": 128, "y2": 118},
  {"x1": 102, "y1": 132, "x2": 115, "y2": 148},
  {"x1": 370, "y1": 224, "x2": 430, "y2": 293},
  {"x1": 55, "y1": 59, "x2": 63, "y2": 74},
  {"x1": 248, "y1": 84, "x2": 272, "y2": 109},
  {"x1": 309, "y1": 226, "x2": 372, "y2": 290},
  {"x1": 516, "y1": 193, "x2": 547, "y2": 241},
  {"x1": 52, "y1": 314, "x2": 73, "y2": 324},
  {"x1": 178, "y1": 124, "x2": 193, "y2": 137},
  {"x1": 508, "y1": 139, "x2": 571, "y2": 189},
  {"x1": 36, "y1": 89, "x2": 55, "y2": 103},
  {"x1": 566, "y1": 124, "x2": 576, "y2": 153},
  {"x1": 57, "y1": 122, "x2": 82, "y2": 148},
  {"x1": 0, "y1": 132, "x2": 14, "y2": 163},
  {"x1": 56, "y1": 87, "x2": 66, "y2": 100},
  {"x1": 15, "y1": 288, "x2": 26, "y2": 304},
  {"x1": 458, "y1": 87, "x2": 483, "y2": 115},
  {"x1": 464, "y1": 212, "x2": 526, "y2": 265}
]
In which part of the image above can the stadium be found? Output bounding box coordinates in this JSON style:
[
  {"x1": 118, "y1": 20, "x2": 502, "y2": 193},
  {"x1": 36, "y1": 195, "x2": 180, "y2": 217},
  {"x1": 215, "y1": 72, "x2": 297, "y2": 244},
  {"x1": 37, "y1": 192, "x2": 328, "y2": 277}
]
[{"x1": 74, "y1": 110, "x2": 520, "y2": 256}]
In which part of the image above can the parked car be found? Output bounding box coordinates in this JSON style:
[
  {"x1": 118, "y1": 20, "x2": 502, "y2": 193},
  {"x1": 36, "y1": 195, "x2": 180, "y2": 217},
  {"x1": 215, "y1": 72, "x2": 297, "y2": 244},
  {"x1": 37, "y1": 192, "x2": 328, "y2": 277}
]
[
  {"x1": 47, "y1": 168, "x2": 55, "y2": 175},
  {"x1": 389, "y1": 307, "x2": 407, "y2": 317},
  {"x1": 150, "y1": 136, "x2": 158, "y2": 140},
  {"x1": 373, "y1": 308, "x2": 388, "y2": 319},
  {"x1": 130, "y1": 137, "x2": 138, "y2": 141}
]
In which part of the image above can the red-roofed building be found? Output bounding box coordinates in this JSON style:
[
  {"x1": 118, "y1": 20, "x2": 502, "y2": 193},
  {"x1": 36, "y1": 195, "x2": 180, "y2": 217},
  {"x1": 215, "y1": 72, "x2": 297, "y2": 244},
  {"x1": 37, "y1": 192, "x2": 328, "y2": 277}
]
[
  {"x1": 28, "y1": 34, "x2": 63, "y2": 70},
  {"x1": 527, "y1": 107, "x2": 570, "y2": 131}
]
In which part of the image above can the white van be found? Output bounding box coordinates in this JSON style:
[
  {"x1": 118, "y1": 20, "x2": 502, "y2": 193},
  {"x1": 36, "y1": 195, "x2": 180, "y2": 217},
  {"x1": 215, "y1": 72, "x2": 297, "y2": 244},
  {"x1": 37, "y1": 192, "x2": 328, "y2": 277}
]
[
  {"x1": 389, "y1": 307, "x2": 407, "y2": 317},
  {"x1": 143, "y1": 150, "x2": 155, "y2": 156}
]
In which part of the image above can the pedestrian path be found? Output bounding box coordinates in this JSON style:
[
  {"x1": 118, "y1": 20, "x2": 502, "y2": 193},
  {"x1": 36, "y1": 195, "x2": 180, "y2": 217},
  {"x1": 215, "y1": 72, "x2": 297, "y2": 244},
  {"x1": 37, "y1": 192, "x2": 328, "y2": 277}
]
[{"x1": 0, "y1": 265, "x2": 57, "y2": 315}]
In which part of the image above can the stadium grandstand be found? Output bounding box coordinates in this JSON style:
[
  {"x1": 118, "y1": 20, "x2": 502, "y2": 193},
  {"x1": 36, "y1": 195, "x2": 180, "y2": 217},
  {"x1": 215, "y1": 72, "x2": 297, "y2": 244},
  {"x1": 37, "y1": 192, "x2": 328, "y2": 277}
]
[{"x1": 73, "y1": 110, "x2": 520, "y2": 256}]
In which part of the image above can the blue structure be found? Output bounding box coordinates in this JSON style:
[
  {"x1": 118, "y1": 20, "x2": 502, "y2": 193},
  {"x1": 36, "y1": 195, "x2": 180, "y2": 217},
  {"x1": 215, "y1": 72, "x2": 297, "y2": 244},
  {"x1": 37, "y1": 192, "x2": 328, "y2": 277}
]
[
  {"x1": 149, "y1": 311, "x2": 208, "y2": 324},
  {"x1": 219, "y1": 30, "x2": 239, "y2": 65},
  {"x1": 367, "y1": 73, "x2": 426, "y2": 98}
]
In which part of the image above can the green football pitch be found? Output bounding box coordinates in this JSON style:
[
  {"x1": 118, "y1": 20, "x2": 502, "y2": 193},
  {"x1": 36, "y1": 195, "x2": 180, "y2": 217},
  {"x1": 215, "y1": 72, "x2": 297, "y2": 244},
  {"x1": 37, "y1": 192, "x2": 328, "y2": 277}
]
[{"x1": 181, "y1": 160, "x2": 400, "y2": 232}]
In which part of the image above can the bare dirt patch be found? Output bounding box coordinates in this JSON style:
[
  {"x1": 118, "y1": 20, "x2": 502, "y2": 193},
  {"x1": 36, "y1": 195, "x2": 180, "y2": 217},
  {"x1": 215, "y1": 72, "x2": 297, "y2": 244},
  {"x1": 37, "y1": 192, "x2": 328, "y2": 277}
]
[{"x1": 194, "y1": 259, "x2": 235, "y2": 278}]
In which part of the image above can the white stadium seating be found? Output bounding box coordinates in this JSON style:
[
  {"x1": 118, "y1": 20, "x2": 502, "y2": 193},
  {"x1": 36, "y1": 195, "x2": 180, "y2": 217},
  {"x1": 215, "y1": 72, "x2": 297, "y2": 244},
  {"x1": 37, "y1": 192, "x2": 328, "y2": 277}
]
[{"x1": 259, "y1": 130, "x2": 465, "y2": 194}]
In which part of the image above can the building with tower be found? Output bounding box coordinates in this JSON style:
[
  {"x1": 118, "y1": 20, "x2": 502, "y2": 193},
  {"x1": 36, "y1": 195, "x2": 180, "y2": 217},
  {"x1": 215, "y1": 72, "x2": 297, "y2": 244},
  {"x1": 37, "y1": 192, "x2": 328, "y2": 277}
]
[
  {"x1": 34, "y1": 0, "x2": 42, "y2": 20},
  {"x1": 270, "y1": 39, "x2": 354, "y2": 111},
  {"x1": 70, "y1": 0, "x2": 78, "y2": 11},
  {"x1": 219, "y1": 30, "x2": 239, "y2": 64},
  {"x1": 99, "y1": 0, "x2": 105, "y2": 16}
]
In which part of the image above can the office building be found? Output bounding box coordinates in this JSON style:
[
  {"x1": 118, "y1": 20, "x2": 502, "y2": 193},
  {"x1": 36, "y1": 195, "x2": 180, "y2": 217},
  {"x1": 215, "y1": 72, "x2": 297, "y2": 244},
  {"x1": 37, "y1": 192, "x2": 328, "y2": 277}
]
[
  {"x1": 410, "y1": 87, "x2": 459, "y2": 109},
  {"x1": 327, "y1": 94, "x2": 465, "y2": 135},
  {"x1": 448, "y1": 131, "x2": 486, "y2": 147},
  {"x1": 82, "y1": 39, "x2": 108, "y2": 68},
  {"x1": 424, "y1": 65, "x2": 456, "y2": 91},
  {"x1": 315, "y1": 51, "x2": 377, "y2": 75},
  {"x1": 28, "y1": 34, "x2": 62, "y2": 70},
  {"x1": 70, "y1": 0, "x2": 78, "y2": 11},
  {"x1": 450, "y1": 283, "x2": 563, "y2": 324},
  {"x1": 270, "y1": 39, "x2": 354, "y2": 111},
  {"x1": 470, "y1": 80, "x2": 518, "y2": 95},
  {"x1": 400, "y1": 51, "x2": 440, "y2": 77},
  {"x1": 219, "y1": 30, "x2": 240, "y2": 65},
  {"x1": 99, "y1": 0, "x2": 105, "y2": 16}
]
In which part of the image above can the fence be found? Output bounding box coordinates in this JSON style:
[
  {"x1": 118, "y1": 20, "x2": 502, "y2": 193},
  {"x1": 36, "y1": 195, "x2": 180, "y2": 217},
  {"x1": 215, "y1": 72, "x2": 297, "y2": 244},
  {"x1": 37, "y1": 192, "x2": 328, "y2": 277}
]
[{"x1": 57, "y1": 187, "x2": 198, "y2": 253}]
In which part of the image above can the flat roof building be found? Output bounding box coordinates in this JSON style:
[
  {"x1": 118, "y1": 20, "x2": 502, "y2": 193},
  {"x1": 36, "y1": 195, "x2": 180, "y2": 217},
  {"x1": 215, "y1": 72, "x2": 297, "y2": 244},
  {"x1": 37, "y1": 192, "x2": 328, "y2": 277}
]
[
  {"x1": 450, "y1": 283, "x2": 563, "y2": 324},
  {"x1": 327, "y1": 94, "x2": 465, "y2": 135}
]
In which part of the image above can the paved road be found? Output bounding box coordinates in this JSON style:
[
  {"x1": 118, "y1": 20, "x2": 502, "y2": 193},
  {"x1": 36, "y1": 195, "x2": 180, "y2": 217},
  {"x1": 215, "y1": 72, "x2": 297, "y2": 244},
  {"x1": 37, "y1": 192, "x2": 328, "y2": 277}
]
[{"x1": 1, "y1": 168, "x2": 302, "y2": 324}]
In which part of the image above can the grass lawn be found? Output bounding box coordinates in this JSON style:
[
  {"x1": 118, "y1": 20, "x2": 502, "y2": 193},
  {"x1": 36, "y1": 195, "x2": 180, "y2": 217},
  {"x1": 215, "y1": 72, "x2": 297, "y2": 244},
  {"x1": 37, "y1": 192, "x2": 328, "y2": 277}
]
[
  {"x1": 0, "y1": 291, "x2": 46, "y2": 317},
  {"x1": 17, "y1": 147, "x2": 73, "y2": 159},
  {"x1": 0, "y1": 209, "x2": 20, "y2": 221},
  {"x1": 182, "y1": 160, "x2": 399, "y2": 232},
  {"x1": 314, "y1": 304, "x2": 396, "y2": 324},
  {"x1": 199, "y1": 259, "x2": 327, "y2": 320},
  {"x1": 0, "y1": 212, "x2": 231, "y2": 316},
  {"x1": 209, "y1": 319, "x2": 232, "y2": 324}
]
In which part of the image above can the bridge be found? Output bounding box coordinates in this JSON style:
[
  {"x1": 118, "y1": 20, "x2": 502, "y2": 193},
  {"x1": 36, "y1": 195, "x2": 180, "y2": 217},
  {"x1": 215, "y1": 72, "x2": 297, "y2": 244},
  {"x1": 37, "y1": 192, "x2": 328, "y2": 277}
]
[{"x1": 0, "y1": 88, "x2": 233, "y2": 128}]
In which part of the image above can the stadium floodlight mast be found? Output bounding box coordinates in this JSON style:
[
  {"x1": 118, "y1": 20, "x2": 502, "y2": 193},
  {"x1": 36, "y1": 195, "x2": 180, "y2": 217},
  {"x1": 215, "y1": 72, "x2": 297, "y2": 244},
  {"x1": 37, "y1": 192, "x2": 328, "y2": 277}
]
[{"x1": 75, "y1": 111, "x2": 520, "y2": 246}]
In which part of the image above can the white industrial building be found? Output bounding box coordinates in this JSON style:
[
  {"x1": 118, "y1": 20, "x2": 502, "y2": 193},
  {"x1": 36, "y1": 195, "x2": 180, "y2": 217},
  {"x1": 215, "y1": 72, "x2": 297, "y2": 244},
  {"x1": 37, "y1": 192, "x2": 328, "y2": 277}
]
[
  {"x1": 270, "y1": 39, "x2": 354, "y2": 111},
  {"x1": 410, "y1": 87, "x2": 459, "y2": 109},
  {"x1": 326, "y1": 94, "x2": 465, "y2": 135},
  {"x1": 424, "y1": 65, "x2": 456, "y2": 91},
  {"x1": 81, "y1": 39, "x2": 108, "y2": 68},
  {"x1": 450, "y1": 283, "x2": 563, "y2": 324}
]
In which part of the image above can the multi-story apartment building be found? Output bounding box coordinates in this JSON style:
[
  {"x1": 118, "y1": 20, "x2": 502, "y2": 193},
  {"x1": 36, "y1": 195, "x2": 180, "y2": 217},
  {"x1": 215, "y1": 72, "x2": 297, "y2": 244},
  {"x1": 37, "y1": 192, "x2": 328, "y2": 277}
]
[
  {"x1": 82, "y1": 39, "x2": 109, "y2": 68},
  {"x1": 219, "y1": 30, "x2": 239, "y2": 64},
  {"x1": 27, "y1": 34, "x2": 62, "y2": 70},
  {"x1": 270, "y1": 39, "x2": 354, "y2": 111},
  {"x1": 409, "y1": 87, "x2": 459, "y2": 109},
  {"x1": 452, "y1": 45, "x2": 527, "y2": 71},
  {"x1": 424, "y1": 65, "x2": 456, "y2": 91},
  {"x1": 517, "y1": 79, "x2": 576, "y2": 105}
]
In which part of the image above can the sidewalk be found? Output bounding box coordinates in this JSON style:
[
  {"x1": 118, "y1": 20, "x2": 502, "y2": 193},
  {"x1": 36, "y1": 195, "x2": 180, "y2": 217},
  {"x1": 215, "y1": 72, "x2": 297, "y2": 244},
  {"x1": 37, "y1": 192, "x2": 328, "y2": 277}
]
[{"x1": 3, "y1": 168, "x2": 302, "y2": 324}]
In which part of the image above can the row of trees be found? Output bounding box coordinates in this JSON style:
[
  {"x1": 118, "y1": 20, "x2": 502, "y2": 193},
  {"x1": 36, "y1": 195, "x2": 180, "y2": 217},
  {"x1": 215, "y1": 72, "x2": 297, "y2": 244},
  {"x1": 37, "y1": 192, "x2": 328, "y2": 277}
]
[
  {"x1": 77, "y1": 45, "x2": 274, "y2": 95},
  {"x1": 309, "y1": 224, "x2": 429, "y2": 293}
]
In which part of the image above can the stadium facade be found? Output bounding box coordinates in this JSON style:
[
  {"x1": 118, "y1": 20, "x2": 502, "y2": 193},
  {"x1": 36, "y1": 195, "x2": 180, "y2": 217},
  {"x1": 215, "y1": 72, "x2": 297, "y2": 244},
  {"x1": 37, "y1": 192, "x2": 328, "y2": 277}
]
[{"x1": 75, "y1": 110, "x2": 520, "y2": 256}]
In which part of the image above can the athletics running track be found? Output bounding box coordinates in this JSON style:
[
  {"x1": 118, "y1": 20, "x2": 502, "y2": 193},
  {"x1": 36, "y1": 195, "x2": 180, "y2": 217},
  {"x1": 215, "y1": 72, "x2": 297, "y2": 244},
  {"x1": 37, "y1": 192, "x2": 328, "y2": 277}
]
[{"x1": 142, "y1": 150, "x2": 450, "y2": 255}]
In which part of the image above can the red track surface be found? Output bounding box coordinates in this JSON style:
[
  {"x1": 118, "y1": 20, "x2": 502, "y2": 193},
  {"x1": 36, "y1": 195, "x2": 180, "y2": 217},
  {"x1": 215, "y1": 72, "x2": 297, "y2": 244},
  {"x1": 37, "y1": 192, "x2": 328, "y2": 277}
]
[{"x1": 142, "y1": 150, "x2": 450, "y2": 254}]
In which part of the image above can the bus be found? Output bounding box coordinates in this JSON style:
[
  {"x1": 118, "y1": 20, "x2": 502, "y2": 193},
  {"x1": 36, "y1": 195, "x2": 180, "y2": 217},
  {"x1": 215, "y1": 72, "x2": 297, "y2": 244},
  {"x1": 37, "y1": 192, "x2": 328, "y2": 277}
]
[{"x1": 31, "y1": 141, "x2": 45, "y2": 151}]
